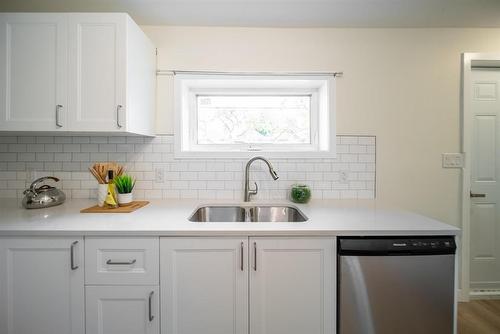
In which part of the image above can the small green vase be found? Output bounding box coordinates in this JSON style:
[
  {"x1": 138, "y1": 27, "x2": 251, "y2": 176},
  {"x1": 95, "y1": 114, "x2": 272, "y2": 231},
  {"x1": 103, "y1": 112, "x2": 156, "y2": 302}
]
[{"x1": 290, "y1": 184, "x2": 311, "y2": 204}]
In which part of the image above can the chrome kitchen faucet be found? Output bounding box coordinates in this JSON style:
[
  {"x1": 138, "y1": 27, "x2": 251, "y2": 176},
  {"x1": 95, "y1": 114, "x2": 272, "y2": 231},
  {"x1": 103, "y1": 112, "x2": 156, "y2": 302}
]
[{"x1": 244, "y1": 156, "x2": 279, "y2": 202}]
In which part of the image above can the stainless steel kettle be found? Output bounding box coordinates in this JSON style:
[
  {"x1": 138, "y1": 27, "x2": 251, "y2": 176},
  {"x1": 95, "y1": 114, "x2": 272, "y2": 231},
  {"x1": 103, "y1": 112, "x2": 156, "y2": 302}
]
[{"x1": 22, "y1": 176, "x2": 66, "y2": 209}]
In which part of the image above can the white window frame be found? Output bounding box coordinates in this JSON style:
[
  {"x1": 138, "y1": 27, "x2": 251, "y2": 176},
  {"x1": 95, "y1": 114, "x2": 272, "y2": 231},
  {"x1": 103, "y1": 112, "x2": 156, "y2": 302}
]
[{"x1": 174, "y1": 74, "x2": 336, "y2": 159}]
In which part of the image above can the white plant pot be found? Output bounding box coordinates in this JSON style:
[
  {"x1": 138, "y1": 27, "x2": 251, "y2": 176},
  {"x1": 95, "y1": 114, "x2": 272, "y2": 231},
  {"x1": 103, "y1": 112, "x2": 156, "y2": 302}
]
[
  {"x1": 117, "y1": 192, "x2": 133, "y2": 206},
  {"x1": 97, "y1": 184, "x2": 108, "y2": 207}
]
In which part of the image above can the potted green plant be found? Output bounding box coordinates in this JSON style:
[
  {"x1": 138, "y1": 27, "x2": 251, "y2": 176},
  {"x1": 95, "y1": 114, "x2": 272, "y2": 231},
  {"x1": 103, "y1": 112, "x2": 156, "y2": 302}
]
[{"x1": 113, "y1": 174, "x2": 136, "y2": 206}]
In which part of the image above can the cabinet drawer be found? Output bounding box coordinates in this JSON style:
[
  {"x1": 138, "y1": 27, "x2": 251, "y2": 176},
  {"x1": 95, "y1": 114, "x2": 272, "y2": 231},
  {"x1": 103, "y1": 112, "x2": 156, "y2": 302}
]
[{"x1": 85, "y1": 237, "x2": 159, "y2": 285}]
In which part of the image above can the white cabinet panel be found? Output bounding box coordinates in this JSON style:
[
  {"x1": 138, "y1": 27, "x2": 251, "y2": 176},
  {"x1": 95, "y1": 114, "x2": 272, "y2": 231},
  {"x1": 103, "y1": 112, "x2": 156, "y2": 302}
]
[
  {"x1": 85, "y1": 237, "x2": 159, "y2": 285},
  {"x1": 249, "y1": 237, "x2": 335, "y2": 334},
  {"x1": 68, "y1": 14, "x2": 126, "y2": 132},
  {"x1": 0, "y1": 13, "x2": 67, "y2": 131},
  {"x1": 86, "y1": 285, "x2": 159, "y2": 334},
  {"x1": 0, "y1": 13, "x2": 155, "y2": 135},
  {"x1": 160, "y1": 238, "x2": 248, "y2": 334},
  {"x1": 0, "y1": 237, "x2": 84, "y2": 334}
]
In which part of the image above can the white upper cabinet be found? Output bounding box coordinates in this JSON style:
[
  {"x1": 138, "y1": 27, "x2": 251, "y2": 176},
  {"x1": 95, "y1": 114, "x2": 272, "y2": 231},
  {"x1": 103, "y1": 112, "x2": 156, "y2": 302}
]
[
  {"x1": 67, "y1": 14, "x2": 126, "y2": 132},
  {"x1": 0, "y1": 13, "x2": 155, "y2": 135},
  {"x1": 0, "y1": 14, "x2": 68, "y2": 131}
]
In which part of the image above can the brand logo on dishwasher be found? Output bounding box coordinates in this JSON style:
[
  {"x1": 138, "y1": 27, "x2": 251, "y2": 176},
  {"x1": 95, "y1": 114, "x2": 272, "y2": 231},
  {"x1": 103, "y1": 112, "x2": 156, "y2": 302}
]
[{"x1": 392, "y1": 243, "x2": 407, "y2": 247}]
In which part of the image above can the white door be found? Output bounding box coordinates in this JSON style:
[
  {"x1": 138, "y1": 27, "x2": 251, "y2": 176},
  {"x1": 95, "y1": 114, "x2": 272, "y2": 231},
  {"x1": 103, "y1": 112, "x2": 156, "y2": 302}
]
[
  {"x1": 86, "y1": 286, "x2": 159, "y2": 334},
  {"x1": 470, "y1": 68, "x2": 500, "y2": 290},
  {"x1": 0, "y1": 237, "x2": 84, "y2": 334},
  {"x1": 0, "y1": 13, "x2": 67, "y2": 131},
  {"x1": 249, "y1": 238, "x2": 335, "y2": 334},
  {"x1": 160, "y1": 238, "x2": 248, "y2": 334},
  {"x1": 67, "y1": 13, "x2": 126, "y2": 132}
]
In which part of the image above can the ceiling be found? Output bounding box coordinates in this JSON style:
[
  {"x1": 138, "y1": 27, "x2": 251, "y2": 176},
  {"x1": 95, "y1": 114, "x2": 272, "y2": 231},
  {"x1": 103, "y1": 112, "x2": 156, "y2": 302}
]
[{"x1": 1, "y1": 0, "x2": 500, "y2": 28}]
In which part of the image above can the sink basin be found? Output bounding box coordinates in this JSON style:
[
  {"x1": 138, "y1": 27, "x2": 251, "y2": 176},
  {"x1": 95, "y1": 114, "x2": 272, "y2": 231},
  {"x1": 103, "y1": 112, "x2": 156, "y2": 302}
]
[
  {"x1": 189, "y1": 206, "x2": 247, "y2": 222},
  {"x1": 189, "y1": 205, "x2": 308, "y2": 223}
]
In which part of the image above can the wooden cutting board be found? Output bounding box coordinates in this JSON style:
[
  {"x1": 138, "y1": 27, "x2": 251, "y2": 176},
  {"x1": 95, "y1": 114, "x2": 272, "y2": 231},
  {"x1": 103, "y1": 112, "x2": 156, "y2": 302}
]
[{"x1": 80, "y1": 201, "x2": 149, "y2": 213}]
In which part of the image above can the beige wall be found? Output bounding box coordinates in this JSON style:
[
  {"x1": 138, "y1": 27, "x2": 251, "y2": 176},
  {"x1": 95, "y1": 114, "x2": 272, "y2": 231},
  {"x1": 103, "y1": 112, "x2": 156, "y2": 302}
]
[{"x1": 142, "y1": 26, "x2": 500, "y2": 227}]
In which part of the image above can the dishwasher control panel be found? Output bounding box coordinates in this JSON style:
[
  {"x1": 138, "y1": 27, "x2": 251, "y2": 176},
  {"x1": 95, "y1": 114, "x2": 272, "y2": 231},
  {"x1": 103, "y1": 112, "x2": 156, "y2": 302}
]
[{"x1": 338, "y1": 236, "x2": 456, "y2": 255}]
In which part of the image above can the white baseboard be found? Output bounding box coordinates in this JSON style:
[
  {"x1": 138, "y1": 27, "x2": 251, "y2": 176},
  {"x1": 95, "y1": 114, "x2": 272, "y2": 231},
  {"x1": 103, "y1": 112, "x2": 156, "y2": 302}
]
[{"x1": 469, "y1": 289, "x2": 500, "y2": 300}]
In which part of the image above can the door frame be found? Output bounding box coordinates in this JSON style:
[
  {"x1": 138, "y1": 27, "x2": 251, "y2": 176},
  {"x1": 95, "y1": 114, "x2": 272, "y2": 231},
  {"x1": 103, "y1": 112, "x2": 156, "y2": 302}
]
[{"x1": 461, "y1": 52, "x2": 500, "y2": 301}]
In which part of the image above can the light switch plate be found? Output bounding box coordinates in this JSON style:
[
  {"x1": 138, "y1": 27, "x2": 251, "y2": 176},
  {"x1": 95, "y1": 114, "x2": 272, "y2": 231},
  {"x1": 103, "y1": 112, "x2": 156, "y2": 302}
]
[
  {"x1": 154, "y1": 167, "x2": 165, "y2": 183},
  {"x1": 442, "y1": 153, "x2": 464, "y2": 168}
]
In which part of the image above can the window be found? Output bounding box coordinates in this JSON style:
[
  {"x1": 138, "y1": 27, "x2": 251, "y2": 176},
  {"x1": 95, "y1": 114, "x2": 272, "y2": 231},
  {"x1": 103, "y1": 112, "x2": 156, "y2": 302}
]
[{"x1": 175, "y1": 74, "x2": 335, "y2": 158}]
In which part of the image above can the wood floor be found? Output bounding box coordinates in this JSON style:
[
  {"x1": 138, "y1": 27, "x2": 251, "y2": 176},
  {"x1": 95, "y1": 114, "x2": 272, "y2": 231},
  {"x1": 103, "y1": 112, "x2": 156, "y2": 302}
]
[{"x1": 458, "y1": 300, "x2": 500, "y2": 334}]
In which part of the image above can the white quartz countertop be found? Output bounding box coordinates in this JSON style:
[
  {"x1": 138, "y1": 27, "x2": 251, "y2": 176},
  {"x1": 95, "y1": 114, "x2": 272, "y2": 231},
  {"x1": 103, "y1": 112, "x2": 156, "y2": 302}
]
[{"x1": 0, "y1": 199, "x2": 460, "y2": 236}]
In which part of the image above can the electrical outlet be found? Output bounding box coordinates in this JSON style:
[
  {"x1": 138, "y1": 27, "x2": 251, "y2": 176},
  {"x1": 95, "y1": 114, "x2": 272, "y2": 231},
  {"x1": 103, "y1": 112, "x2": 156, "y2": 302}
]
[
  {"x1": 340, "y1": 170, "x2": 349, "y2": 182},
  {"x1": 154, "y1": 167, "x2": 165, "y2": 183},
  {"x1": 442, "y1": 153, "x2": 464, "y2": 168}
]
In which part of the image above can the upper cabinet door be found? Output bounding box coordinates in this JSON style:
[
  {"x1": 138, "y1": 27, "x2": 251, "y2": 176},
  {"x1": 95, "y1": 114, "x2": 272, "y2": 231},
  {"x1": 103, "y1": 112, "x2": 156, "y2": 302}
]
[
  {"x1": 249, "y1": 237, "x2": 335, "y2": 334},
  {"x1": 67, "y1": 14, "x2": 126, "y2": 132},
  {"x1": 0, "y1": 237, "x2": 84, "y2": 334},
  {"x1": 0, "y1": 14, "x2": 67, "y2": 131}
]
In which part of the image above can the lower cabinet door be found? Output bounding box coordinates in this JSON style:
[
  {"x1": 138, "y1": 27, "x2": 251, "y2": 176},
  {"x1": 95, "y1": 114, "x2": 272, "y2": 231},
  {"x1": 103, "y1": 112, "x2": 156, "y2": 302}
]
[
  {"x1": 249, "y1": 237, "x2": 335, "y2": 334},
  {"x1": 86, "y1": 286, "x2": 159, "y2": 334},
  {"x1": 0, "y1": 237, "x2": 84, "y2": 334},
  {"x1": 160, "y1": 238, "x2": 248, "y2": 334}
]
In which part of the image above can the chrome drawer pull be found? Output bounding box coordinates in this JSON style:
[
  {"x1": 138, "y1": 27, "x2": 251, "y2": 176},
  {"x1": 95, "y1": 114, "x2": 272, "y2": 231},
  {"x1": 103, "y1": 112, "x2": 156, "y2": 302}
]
[
  {"x1": 106, "y1": 259, "x2": 137, "y2": 265},
  {"x1": 148, "y1": 291, "x2": 154, "y2": 322},
  {"x1": 240, "y1": 242, "x2": 244, "y2": 271},
  {"x1": 56, "y1": 105, "x2": 63, "y2": 128},
  {"x1": 70, "y1": 241, "x2": 79, "y2": 270},
  {"x1": 116, "y1": 105, "x2": 123, "y2": 128},
  {"x1": 253, "y1": 242, "x2": 257, "y2": 271}
]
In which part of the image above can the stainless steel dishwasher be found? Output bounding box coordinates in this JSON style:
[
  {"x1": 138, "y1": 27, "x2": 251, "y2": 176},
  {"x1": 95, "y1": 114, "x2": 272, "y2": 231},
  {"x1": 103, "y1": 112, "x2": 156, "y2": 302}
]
[{"x1": 338, "y1": 236, "x2": 456, "y2": 334}]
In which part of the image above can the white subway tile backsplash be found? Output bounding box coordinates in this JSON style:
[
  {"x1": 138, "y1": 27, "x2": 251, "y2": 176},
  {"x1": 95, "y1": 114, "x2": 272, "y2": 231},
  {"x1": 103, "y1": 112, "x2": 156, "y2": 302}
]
[
  {"x1": 0, "y1": 137, "x2": 17, "y2": 143},
  {"x1": 81, "y1": 144, "x2": 99, "y2": 152},
  {"x1": 18, "y1": 137, "x2": 36, "y2": 144},
  {"x1": 54, "y1": 137, "x2": 72, "y2": 144},
  {"x1": 36, "y1": 153, "x2": 54, "y2": 162},
  {"x1": 340, "y1": 136, "x2": 358, "y2": 145},
  {"x1": 9, "y1": 144, "x2": 26, "y2": 152},
  {"x1": 126, "y1": 137, "x2": 144, "y2": 144},
  {"x1": 18, "y1": 153, "x2": 36, "y2": 162},
  {"x1": 72, "y1": 137, "x2": 90, "y2": 144},
  {"x1": 44, "y1": 162, "x2": 62, "y2": 171},
  {"x1": 90, "y1": 136, "x2": 108, "y2": 144},
  {"x1": 0, "y1": 153, "x2": 17, "y2": 161},
  {"x1": 108, "y1": 136, "x2": 126, "y2": 144},
  {"x1": 0, "y1": 135, "x2": 376, "y2": 200},
  {"x1": 358, "y1": 137, "x2": 376, "y2": 145},
  {"x1": 36, "y1": 137, "x2": 54, "y2": 144},
  {"x1": 72, "y1": 153, "x2": 90, "y2": 162}
]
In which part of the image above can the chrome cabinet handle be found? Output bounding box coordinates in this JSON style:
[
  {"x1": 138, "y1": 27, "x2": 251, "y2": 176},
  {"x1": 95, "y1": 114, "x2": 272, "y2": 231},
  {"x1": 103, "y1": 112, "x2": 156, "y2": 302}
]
[
  {"x1": 148, "y1": 291, "x2": 154, "y2": 322},
  {"x1": 70, "y1": 241, "x2": 78, "y2": 270},
  {"x1": 470, "y1": 191, "x2": 486, "y2": 198},
  {"x1": 56, "y1": 105, "x2": 63, "y2": 128},
  {"x1": 253, "y1": 242, "x2": 257, "y2": 271},
  {"x1": 106, "y1": 259, "x2": 136, "y2": 265},
  {"x1": 240, "y1": 242, "x2": 244, "y2": 271},
  {"x1": 116, "y1": 105, "x2": 123, "y2": 128}
]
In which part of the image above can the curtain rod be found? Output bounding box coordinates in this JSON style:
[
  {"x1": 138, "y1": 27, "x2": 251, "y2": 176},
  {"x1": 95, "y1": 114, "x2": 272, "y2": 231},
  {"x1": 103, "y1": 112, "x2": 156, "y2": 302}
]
[{"x1": 156, "y1": 70, "x2": 343, "y2": 77}]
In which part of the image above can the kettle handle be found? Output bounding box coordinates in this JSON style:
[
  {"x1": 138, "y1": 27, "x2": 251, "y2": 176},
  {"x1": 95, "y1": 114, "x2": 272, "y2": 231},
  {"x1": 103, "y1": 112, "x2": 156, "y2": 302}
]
[{"x1": 29, "y1": 176, "x2": 60, "y2": 194}]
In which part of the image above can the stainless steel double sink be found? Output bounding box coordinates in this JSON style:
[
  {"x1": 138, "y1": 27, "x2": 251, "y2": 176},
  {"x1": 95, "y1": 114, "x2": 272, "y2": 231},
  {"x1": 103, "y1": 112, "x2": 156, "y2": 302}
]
[{"x1": 189, "y1": 205, "x2": 308, "y2": 223}]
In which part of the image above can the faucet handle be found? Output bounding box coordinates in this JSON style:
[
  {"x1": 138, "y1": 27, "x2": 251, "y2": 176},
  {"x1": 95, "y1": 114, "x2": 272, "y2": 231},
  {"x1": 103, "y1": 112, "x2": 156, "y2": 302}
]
[{"x1": 250, "y1": 182, "x2": 258, "y2": 195}]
